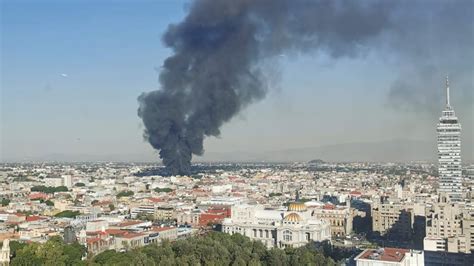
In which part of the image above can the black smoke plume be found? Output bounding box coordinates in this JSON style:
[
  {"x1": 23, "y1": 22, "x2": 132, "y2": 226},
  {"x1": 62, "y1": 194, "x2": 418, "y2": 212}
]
[{"x1": 138, "y1": 0, "x2": 473, "y2": 175}]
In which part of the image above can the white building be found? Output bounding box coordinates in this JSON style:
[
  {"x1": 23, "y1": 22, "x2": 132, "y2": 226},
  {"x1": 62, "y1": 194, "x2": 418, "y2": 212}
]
[
  {"x1": 437, "y1": 76, "x2": 462, "y2": 201},
  {"x1": 62, "y1": 175, "x2": 72, "y2": 188},
  {"x1": 355, "y1": 248, "x2": 424, "y2": 266},
  {"x1": 199, "y1": 197, "x2": 244, "y2": 206},
  {"x1": 44, "y1": 177, "x2": 63, "y2": 187},
  {"x1": 211, "y1": 184, "x2": 232, "y2": 194},
  {"x1": 86, "y1": 220, "x2": 109, "y2": 232},
  {"x1": 423, "y1": 237, "x2": 446, "y2": 252},
  {"x1": 130, "y1": 205, "x2": 156, "y2": 219},
  {"x1": 222, "y1": 202, "x2": 331, "y2": 248}
]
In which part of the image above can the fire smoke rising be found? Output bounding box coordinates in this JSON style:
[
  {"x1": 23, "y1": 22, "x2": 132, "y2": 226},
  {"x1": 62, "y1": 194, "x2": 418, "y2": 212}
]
[{"x1": 138, "y1": 0, "x2": 473, "y2": 175}]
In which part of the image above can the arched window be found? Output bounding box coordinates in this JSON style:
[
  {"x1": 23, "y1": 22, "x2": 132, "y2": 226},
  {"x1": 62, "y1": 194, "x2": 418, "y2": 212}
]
[
  {"x1": 283, "y1": 230, "x2": 292, "y2": 242},
  {"x1": 265, "y1": 230, "x2": 269, "y2": 238}
]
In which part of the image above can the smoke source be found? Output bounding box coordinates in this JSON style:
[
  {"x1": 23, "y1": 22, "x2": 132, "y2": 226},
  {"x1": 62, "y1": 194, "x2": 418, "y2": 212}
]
[{"x1": 138, "y1": 0, "x2": 473, "y2": 175}]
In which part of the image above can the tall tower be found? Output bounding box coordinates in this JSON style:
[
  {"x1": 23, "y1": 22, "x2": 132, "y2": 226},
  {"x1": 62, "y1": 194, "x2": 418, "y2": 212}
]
[{"x1": 437, "y1": 76, "x2": 462, "y2": 201}]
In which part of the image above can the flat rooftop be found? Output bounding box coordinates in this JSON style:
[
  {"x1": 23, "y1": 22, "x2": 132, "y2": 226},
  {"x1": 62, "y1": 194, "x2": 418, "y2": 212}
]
[{"x1": 358, "y1": 248, "x2": 409, "y2": 262}]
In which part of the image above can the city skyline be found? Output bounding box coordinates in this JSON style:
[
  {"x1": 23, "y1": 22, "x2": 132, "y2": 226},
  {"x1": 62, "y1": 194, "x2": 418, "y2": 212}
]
[{"x1": 1, "y1": 1, "x2": 473, "y2": 265}]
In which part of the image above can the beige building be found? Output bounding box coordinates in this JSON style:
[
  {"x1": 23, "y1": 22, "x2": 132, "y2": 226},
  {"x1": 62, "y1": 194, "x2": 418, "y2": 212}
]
[
  {"x1": 154, "y1": 205, "x2": 175, "y2": 221},
  {"x1": 424, "y1": 194, "x2": 473, "y2": 254},
  {"x1": 176, "y1": 210, "x2": 200, "y2": 226},
  {"x1": 310, "y1": 203, "x2": 353, "y2": 237},
  {"x1": 371, "y1": 201, "x2": 414, "y2": 240}
]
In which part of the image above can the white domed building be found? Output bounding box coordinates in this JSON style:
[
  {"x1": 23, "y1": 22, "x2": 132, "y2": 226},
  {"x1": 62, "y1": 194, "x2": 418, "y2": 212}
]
[{"x1": 222, "y1": 202, "x2": 331, "y2": 248}]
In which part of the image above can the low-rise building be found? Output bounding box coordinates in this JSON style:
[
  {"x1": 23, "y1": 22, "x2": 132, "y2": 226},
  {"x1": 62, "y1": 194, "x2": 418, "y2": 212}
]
[
  {"x1": 355, "y1": 248, "x2": 424, "y2": 266},
  {"x1": 310, "y1": 202, "x2": 353, "y2": 237},
  {"x1": 222, "y1": 202, "x2": 331, "y2": 248}
]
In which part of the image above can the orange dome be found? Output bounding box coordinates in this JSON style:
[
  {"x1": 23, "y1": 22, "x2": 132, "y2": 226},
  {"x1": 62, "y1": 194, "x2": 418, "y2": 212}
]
[
  {"x1": 288, "y1": 202, "x2": 307, "y2": 212},
  {"x1": 284, "y1": 212, "x2": 303, "y2": 222}
]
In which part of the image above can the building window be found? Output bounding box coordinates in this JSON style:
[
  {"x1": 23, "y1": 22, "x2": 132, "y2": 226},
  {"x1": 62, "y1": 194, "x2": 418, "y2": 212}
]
[
  {"x1": 259, "y1": 229, "x2": 263, "y2": 238},
  {"x1": 253, "y1": 229, "x2": 257, "y2": 237},
  {"x1": 283, "y1": 230, "x2": 292, "y2": 242},
  {"x1": 265, "y1": 230, "x2": 269, "y2": 238}
]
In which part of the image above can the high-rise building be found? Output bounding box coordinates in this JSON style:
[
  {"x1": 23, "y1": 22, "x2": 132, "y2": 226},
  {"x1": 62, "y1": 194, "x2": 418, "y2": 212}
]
[
  {"x1": 437, "y1": 76, "x2": 462, "y2": 201},
  {"x1": 62, "y1": 175, "x2": 72, "y2": 188}
]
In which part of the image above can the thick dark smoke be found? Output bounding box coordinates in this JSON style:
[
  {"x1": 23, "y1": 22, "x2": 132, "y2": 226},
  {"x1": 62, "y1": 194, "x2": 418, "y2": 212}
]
[
  {"x1": 138, "y1": 0, "x2": 473, "y2": 175},
  {"x1": 385, "y1": 1, "x2": 473, "y2": 113}
]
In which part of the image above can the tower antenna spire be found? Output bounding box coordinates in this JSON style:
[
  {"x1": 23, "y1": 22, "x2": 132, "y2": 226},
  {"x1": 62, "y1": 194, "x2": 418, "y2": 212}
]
[{"x1": 446, "y1": 75, "x2": 450, "y2": 108}]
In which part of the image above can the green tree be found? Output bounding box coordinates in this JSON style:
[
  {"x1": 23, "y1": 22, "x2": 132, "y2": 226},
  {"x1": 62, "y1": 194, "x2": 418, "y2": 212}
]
[
  {"x1": 35, "y1": 236, "x2": 68, "y2": 265},
  {"x1": 154, "y1": 187, "x2": 173, "y2": 193},
  {"x1": 30, "y1": 185, "x2": 68, "y2": 194},
  {"x1": 264, "y1": 248, "x2": 288, "y2": 266},
  {"x1": 116, "y1": 190, "x2": 134, "y2": 198},
  {"x1": 42, "y1": 200, "x2": 54, "y2": 206},
  {"x1": 55, "y1": 210, "x2": 80, "y2": 218},
  {"x1": 63, "y1": 242, "x2": 86, "y2": 265},
  {"x1": 8, "y1": 241, "x2": 27, "y2": 259},
  {"x1": 11, "y1": 242, "x2": 43, "y2": 266},
  {"x1": 69, "y1": 231, "x2": 336, "y2": 265},
  {"x1": 92, "y1": 250, "x2": 118, "y2": 265},
  {"x1": 1, "y1": 198, "x2": 10, "y2": 206}
]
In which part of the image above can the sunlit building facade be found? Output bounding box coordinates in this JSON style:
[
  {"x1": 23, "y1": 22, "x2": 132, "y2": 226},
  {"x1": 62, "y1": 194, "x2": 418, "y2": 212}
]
[
  {"x1": 222, "y1": 202, "x2": 331, "y2": 248},
  {"x1": 437, "y1": 76, "x2": 462, "y2": 201}
]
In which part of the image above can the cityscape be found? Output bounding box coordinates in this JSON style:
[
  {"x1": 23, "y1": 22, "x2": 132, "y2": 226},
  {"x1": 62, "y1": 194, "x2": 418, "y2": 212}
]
[
  {"x1": 0, "y1": 81, "x2": 473, "y2": 265},
  {"x1": 1, "y1": 1, "x2": 473, "y2": 266}
]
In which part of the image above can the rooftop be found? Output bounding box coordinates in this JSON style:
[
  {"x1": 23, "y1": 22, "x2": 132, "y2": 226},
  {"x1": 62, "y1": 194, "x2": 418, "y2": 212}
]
[{"x1": 358, "y1": 248, "x2": 409, "y2": 262}]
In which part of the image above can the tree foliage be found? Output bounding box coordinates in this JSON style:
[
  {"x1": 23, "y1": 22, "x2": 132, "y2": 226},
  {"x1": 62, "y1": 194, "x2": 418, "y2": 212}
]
[
  {"x1": 154, "y1": 187, "x2": 174, "y2": 193},
  {"x1": 39, "y1": 199, "x2": 54, "y2": 206},
  {"x1": 11, "y1": 232, "x2": 335, "y2": 265},
  {"x1": 10, "y1": 236, "x2": 86, "y2": 266},
  {"x1": 31, "y1": 185, "x2": 68, "y2": 194},
  {"x1": 1, "y1": 198, "x2": 11, "y2": 206},
  {"x1": 268, "y1": 192, "x2": 282, "y2": 197},
  {"x1": 116, "y1": 190, "x2": 134, "y2": 198},
  {"x1": 91, "y1": 232, "x2": 335, "y2": 266},
  {"x1": 55, "y1": 210, "x2": 81, "y2": 218}
]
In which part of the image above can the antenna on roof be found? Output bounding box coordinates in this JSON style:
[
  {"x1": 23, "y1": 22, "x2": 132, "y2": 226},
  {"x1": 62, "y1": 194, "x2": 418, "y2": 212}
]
[{"x1": 445, "y1": 75, "x2": 451, "y2": 108}]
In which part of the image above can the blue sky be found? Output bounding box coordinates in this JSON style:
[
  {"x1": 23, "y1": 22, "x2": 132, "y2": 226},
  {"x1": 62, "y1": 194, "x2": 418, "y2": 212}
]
[{"x1": 1, "y1": 0, "x2": 472, "y2": 162}]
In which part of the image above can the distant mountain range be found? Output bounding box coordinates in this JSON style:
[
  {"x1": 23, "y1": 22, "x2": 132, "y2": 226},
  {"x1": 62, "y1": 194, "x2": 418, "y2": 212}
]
[
  {"x1": 2, "y1": 139, "x2": 473, "y2": 163},
  {"x1": 197, "y1": 139, "x2": 441, "y2": 163}
]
